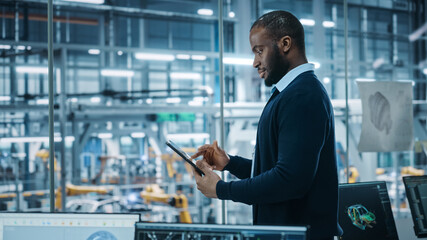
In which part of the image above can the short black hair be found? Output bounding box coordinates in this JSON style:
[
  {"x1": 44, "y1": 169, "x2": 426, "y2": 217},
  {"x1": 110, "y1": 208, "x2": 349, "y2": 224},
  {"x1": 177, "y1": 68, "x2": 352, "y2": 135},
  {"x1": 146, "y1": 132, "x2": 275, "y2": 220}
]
[{"x1": 251, "y1": 10, "x2": 305, "y2": 54}]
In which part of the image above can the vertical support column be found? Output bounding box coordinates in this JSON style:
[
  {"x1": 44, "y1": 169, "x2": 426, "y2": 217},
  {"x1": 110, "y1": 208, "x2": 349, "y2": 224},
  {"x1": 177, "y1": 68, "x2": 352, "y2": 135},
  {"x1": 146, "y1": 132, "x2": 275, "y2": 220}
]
[
  {"x1": 71, "y1": 117, "x2": 79, "y2": 184},
  {"x1": 65, "y1": 12, "x2": 70, "y2": 43},
  {"x1": 167, "y1": 63, "x2": 171, "y2": 94},
  {"x1": 331, "y1": 4, "x2": 338, "y2": 98},
  {"x1": 59, "y1": 48, "x2": 67, "y2": 211},
  {"x1": 393, "y1": 152, "x2": 400, "y2": 218},
  {"x1": 255, "y1": 0, "x2": 263, "y2": 19},
  {"x1": 22, "y1": 4, "x2": 30, "y2": 201},
  {"x1": 99, "y1": 15, "x2": 106, "y2": 91},
  {"x1": 47, "y1": 0, "x2": 55, "y2": 212},
  {"x1": 127, "y1": 18, "x2": 133, "y2": 94},
  {"x1": 10, "y1": 3, "x2": 19, "y2": 104},
  {"x1": 109, "y1": 11, "x2": 115, "y2": 67},
  {"x1": 234, "y1": 0, "x2": 252, "y2": 102},
  {"x1": 139, "y1": 18, "x2": 148, "y2": 91},
  {"x1": 55, "y1": 6, "x2": 61, "y2": 43},
  {"x1": 218, "y1": 0, "x2": 227, "y2": 225},
  {"x1": 2, "y1": 7, "x2": 5, "y2": 39},
  {"x1": 361, "y1": 8, "x2": 368, "y2": 75},
  {"x1": 392, "y1": 13, "x2": 398, "y2": 83},
  {"x1": 344, "y1": 0, "x2": 350, "y2": 183},
  {"x1": 313, "y1": 0, "x2": 326, "y2": 74},
  {"x1": 14, "y1": 153, "x2": 20, "y2": 211}
]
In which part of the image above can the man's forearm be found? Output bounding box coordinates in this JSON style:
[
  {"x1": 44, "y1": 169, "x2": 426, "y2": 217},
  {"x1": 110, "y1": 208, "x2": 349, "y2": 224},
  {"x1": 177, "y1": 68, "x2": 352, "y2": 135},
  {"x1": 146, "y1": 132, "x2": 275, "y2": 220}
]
[{"x1": 224, "y1": 155, "x2": 252, "y2": 179}]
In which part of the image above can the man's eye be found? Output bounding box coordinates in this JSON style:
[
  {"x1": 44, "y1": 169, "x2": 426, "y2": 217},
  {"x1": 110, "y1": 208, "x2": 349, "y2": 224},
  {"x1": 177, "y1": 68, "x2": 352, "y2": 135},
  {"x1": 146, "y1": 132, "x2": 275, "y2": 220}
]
[{"x1": 257, "y1": 50, "x2": 262, "y2": 55}]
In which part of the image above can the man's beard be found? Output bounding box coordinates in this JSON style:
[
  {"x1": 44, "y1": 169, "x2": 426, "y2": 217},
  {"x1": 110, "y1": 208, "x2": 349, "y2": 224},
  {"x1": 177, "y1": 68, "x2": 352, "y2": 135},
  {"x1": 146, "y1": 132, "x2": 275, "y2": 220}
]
[{"x1": 264, "y1": 44, "x2": 288, "y2": 87}]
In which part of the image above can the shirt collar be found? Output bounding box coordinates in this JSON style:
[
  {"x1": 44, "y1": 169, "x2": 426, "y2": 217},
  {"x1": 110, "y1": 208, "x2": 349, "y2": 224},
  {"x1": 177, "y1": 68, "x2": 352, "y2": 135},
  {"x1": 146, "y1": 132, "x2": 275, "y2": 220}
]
[{"x1": 274, "y1": 63, "x2": 315, "y2": 92}]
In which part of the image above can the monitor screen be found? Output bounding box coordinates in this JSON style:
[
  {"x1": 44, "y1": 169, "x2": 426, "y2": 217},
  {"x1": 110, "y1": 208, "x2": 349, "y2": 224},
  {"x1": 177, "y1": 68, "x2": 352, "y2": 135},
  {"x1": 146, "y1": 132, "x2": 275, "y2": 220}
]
[
  {"x1": 338, "y1": 181, "x2": 398, "y2": 240},
  {"x1": 135, "y1": 222, "x2": 307, "y2": 240},
  {"x1": 403, "y1": 175, "x2": 427, "y2": 238},
  {"x1": 0, "y1": 212, "x2": 140, "y2": 240}
]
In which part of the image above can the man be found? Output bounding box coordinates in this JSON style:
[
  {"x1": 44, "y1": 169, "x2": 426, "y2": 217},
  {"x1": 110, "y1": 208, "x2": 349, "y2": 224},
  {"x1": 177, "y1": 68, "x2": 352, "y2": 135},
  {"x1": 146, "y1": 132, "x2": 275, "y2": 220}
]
[{"x1": 191, "y1": 10, "x2": 342, "y2": 240}]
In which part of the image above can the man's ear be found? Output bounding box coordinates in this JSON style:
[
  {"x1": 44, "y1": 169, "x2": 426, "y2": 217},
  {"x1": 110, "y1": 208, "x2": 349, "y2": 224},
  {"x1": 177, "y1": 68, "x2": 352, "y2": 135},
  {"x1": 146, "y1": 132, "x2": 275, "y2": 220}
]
[{"x1": 279, "y1": 36, "x2": 292, "y2": 53}]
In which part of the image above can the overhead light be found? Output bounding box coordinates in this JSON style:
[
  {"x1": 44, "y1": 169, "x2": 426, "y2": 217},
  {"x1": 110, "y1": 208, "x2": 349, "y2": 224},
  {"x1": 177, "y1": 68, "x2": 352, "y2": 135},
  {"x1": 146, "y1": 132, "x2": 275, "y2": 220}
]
[
  {"x1": 131, "y1": 132, "x2": 146, "y2": 138},
  {"x1": 63, "y1": 0, "x2": 105, "y2": 4},
  {"x1": 0, "y1": 96, "x2": 11, "y2": 101},
  {"x1": 0, "y1": 136, "x2": 75, "y2": 143},
  {"x1": 191, "y1": 55, "x2": 207, "y2": 61},
  {"x1": 167, "y1": 133, "x2": 210, "y2": 140},
  {"x1": 176, "y1": 54, "x2": 191, "y2": 60},
  {"x1": 0, "y1": 137, "x2": 49, "y2": 143},
  {"x1": 120, "y1": 136, "x2": 133, "y2": 146},
  {"x1": 228, "y1": 11, "x2": 235, "y2": 18},
  {"x1": 88, "y1": 49, "x2": 100, "y2": 55},
  {"x1": 36, "y1": 99, "x2": 49, "y2": 105},
  {"x1": 98, "y1": 133, "x2": 112, "y2": 139},
  {"x1": 166, "y1": 97, "x2": 181, "y2": 104},
  {"x1": 355, "y1": 78, "x2": 376, "y2": 81},
  {"x1": 27, "y1": 46, "x2": 32, "y2": 50},
  {"x1": 170, "y1": 72, "x2": 201, "y2": 80},
  {"x1": 323, "y1": 77, "x2": 331, "y2": 84},
  {"x1": 146, "y1": 98, "x2": 153, "y2": 104},
  {"x1": 300, "y1": 19, "x2": 315, "y2": 26},
  {"x1": 310, "y1": 62, "x2": 321, "y2": 69},
  {"x1": 197, "y1": 9, "x2": 213, "y2": 16},
  {"x1": 0, "y1": 45, "x2": 11, "y2": 49},
  {"x1": 188, "y1": 100, "x2": 203, "y2": 106},
  {"x1": 135, "y1": 52, "x2": 175, "y2": 61},
  {"x1": 101, "y1": 69, "x2": 135, "y2": 77},
  {"x1": 16, "y1": 45, "x2": 26, "y2": 50},
  {"x1": 223, "y1": 57, "x2": 253, "y2": 65},
  {"x1": 69, "y1": 98, "x2": 78, "y2": 103},
  {"x1": 90, "y1": 97, "x2": 101, "y2": 103},
  {"x1": 16, "y1": 66, "x2": 48, "y2": 74},
  {"x1": 117, "y1": 51, "x2": 123, "y2": 56},
  {"x1": 322, "y1": 21, "x2": 335, "y2": 28},
  {"x1": 423, "y1": 68, "x2": 427, "y2": 75}
]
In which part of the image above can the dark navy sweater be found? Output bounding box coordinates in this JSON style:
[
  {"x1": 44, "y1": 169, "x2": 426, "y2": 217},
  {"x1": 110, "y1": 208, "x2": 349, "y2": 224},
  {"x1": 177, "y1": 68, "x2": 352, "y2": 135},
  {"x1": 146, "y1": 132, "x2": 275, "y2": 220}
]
[{"x1": 216, "y1": 71, "x2": 342, "y2": 239}]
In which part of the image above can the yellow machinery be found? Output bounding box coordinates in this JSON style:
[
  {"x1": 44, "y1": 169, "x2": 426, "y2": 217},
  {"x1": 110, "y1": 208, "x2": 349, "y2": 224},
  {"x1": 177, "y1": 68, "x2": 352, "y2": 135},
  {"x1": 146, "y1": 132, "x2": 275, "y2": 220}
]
[
  {"x1": 401, "y1": 166, "x2": 425, "y2": 176},
  {"x1": 140, "y1": 184, "x2": 191, "y2": 223},
  {"x1": 55, "y1": 184, "x2": 112, "y2": 210},
  {"x1": 376, "y1": 168, "x2": 385, "y2": 175},
  {"x1": 149, "y1": 147, "x2": 196, "y2": 179},
  {"x1": 344, "y1": 166, "x2": 359, "y2": 183},
  {"x1": 35, "y1": 149, "x2": 60, "y2": 178},
  {"x1": 349, "y1": 166, "x2": 359, "y2": 183}
]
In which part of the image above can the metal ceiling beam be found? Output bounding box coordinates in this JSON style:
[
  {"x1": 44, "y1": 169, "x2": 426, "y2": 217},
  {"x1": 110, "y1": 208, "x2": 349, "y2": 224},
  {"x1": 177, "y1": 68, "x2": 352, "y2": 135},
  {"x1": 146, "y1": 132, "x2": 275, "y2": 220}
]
[{"x1": 11, "y1": 0, "x2": 237, "y2": 23}]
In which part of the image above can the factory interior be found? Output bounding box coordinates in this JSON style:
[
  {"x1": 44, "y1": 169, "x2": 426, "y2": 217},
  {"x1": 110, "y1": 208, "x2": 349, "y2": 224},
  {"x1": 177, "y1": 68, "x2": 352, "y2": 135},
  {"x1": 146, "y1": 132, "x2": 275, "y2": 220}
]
[{"x1": 0, "y1": 0, "x2": 427, "y2": 239}]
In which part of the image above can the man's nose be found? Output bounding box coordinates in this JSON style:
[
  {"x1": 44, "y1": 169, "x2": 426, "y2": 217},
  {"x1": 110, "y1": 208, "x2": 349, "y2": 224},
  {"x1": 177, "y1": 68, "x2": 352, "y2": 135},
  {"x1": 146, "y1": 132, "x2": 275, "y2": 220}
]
[{"x1": 253, "y1": 57, "x2": 259, "y2": 68}]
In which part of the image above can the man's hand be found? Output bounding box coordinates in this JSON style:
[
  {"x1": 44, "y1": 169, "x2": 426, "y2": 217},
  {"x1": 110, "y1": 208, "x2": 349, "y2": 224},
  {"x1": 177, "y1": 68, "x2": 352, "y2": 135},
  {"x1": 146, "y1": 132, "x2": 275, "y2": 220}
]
[
  {"x1": 193, "y1": 160, "x2": 221, "y2": 198},
  {"x1": 191, "y1": 141, "x2": 230, "y2": 171}
]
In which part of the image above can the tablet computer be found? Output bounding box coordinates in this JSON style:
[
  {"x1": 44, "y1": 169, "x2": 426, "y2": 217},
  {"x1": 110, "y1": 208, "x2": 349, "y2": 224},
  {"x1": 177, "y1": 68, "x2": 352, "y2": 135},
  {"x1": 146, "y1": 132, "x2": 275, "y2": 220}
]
[{"x1": 166, "y1": 140, "x2": 205, "y2": 176}]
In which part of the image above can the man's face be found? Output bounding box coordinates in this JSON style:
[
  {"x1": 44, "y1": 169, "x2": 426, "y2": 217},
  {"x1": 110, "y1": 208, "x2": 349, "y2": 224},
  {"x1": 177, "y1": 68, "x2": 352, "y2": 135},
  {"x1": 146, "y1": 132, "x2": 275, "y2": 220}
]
[{"x1": 250, "y1": 26, "x2": 288, "y2": 87}]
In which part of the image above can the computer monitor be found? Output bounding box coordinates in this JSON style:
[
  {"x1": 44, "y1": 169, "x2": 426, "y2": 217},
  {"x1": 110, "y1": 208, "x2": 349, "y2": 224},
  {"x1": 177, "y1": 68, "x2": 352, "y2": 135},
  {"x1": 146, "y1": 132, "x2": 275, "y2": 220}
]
[
  {"x1": 0, "y1": 212, "x2": 140, "y2": 240},
  {"x1": 338, "y1": 181, "x2": 398, "y2": 240},
  {"x1": 403, "y1": 175, "x2": 427, "y2": 238},
  {"x1": 134, "y1": 222, "x2": 307, "y2": 240}
]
